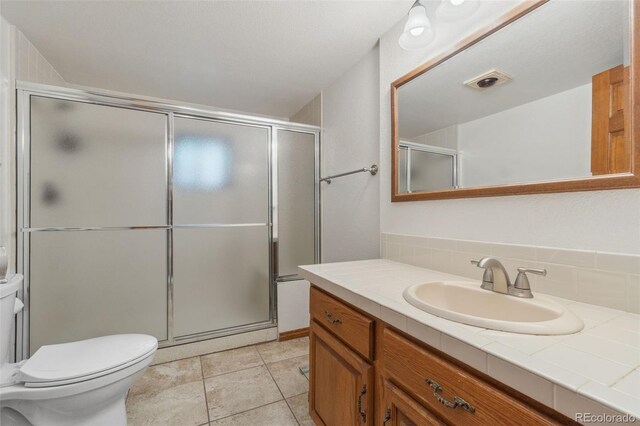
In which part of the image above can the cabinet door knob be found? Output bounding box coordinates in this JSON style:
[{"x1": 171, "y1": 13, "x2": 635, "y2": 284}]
[
  {"x1": 324, "y1": 309, "x2": 342, "y2": 325},
  {"x1": 426, "y1": 379, "x2": 476, "y2": 414}
]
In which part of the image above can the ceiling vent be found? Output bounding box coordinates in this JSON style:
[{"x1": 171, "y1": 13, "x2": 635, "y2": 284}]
[{"x1": 463, "y1": 69, "x2": 512, "y2": 91}]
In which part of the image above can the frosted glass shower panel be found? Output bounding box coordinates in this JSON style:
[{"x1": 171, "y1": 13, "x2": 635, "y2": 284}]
[
  {"x1": 29, "y1": 230, "x2": 168, "y2": 355},
  {"x1": 277, "y1": 130, "x2": 316, "y2": 276},
  {"x1": 173, "y1": 227, "x2": 270, "y2": 337},
  {"x1": 173, "y1": 117, "x2": 269, "y2": 224},
  {"x1": 30, "y1": 97, "x2": 168, "y2": 228}
]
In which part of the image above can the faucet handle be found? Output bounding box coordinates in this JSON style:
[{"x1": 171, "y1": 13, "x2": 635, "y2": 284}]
[
  {"x1": 511, "y1": 267, "x2": 546, "y2": 298},
  {"x1": 517, "y1": 267, "x2": 547, "y2": 276},
  {"x1": 471, "y1": 259, "x2": 494, "y2": 291}
]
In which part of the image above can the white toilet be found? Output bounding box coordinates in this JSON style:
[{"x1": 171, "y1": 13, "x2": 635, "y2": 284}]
[{"x1": 0, "y1": 274, "x2": 157, "y2": 426}]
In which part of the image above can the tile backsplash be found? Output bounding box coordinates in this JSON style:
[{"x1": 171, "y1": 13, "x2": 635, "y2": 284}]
[{"x1": 381, "y1": 233, "x2": 640, "y2": 314}]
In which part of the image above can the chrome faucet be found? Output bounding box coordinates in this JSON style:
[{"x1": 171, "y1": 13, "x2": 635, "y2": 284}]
[
  {"x1": 471, "y1": 257, "x2": 546, "y2": 298},
  {"x1": 475, "y1": 257, "x2": 511, "y2": 294}
]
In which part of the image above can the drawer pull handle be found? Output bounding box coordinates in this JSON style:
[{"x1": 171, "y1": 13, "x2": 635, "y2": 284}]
[
  {"x1": 383, "y1": 407, "x2": 391, "y2": 424},
  {"x1": 357, "y1": 384, "x2": 367, "y2": 422},
  {"x1": 426, "y1": 379, "x2": 476, "y2": 414},
  {"x1": 324, "y1": 310, "x2": 342, "y2": 325}
]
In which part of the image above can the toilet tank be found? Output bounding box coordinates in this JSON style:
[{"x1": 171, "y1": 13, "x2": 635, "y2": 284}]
[{"x1": 0, "y1": 275, "x2": 23, "y2": 365}]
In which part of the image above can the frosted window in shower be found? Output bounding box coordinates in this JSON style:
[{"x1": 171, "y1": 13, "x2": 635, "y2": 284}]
[
  {"x1": 173, "y1": 117, "x2": 269, "y2": 224},
  {"x1": 29, "y1": 230, "x2": 168, "y2": 355},
  {"x1": 173, "y1": 227, "x2": 270, "y2": 337},
  {"x1": 29, "y1": 96, "x2": 168, "y2": 228},
  {"x1": 277, "y1": 130, "x2": 315, "y2": 276}
]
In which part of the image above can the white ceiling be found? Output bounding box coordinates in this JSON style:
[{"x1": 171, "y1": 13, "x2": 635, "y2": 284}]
[
  {"x1": 1, "y1": 0, "x2": 413, "y2": 119},
  {"x1": 398, "y1": 0, "x2": 630, "y2": 138}
]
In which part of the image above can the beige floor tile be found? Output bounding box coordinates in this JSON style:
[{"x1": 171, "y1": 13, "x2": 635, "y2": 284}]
[
  {"x1": 129, "y1": 356, "x2": 203, "y2": 398},
  {"x1": 267, "y1": 354, "x2": 309, "y2": 398},
  {"x1": 209, "y1": 401, "x2": 297, "y2": 426},
  {"x1": 127, "y1": 381, "x2": 208, "y2": 426},
  {"x1": 257, "y1": 337, "x2": 309, "y2": 363},
  {"x1": 205, "y1": 365, "x2": 283, "y2": 421},
  {"x1": 286, "y1": 392, "x2": 314, "y2": 426},
  {"x1": 201, "y1": 345, "x2": 264, "y2": 378}
]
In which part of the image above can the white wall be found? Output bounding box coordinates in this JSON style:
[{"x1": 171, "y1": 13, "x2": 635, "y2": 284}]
[
  {"x1": 276, "y1": 280, "x2": 310, "y2": 333},
  {"x1": 409, "y1": 125, "x2": 457, "y2": 150},
  {"x1": 0, "y1": 16, "x2": 15, "y2": 277},
  {"x1": 379, "y1": 1, "x2": 640, "y2": 255},
  {"x1": 321, "y1": 45, "x2": 381, "y2": 262},
  {"x1": 459, "y1": 83, "x2": 592, "y2": 187},
  {"x1": 290, "y1": 94, "x2": 321, "y2": 127}
]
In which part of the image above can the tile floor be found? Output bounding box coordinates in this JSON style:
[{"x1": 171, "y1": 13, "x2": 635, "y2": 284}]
[{"x1": 127, "y1": 337, "x2": 314, "y2": 426}]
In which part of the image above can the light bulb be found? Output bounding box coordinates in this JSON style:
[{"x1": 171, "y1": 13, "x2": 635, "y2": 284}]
[
  {"x1": 399, "y1": 1, "x2": 435, "y2": 51},
  {"x1": 436, "y1": 0, "x2": 480, "y2": 21}
]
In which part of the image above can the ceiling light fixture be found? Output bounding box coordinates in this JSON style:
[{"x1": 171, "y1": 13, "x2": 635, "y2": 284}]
[
  {"x1": 436, "y1": 0, "x2": 480, "y2": 21},
  {"x1": 399, "y1": 0, "x2": 435, "y2": 51}
]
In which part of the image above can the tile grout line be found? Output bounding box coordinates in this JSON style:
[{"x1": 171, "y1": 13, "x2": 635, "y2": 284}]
[
  {"x1": 198, "y1": 356, "x2": 212, "y2": 425},
  {"x1": 209, "y1": 400, "x2": 297, "y2": 425},
  {"x1": 283, "y1": 395, "x2": 303, "y2": 426},
  {"x1": 202, "y1": 362, "x2": 266, "y2": 380},
  {"x1": 257, "y1": 343, "x2": 300, "y2": 425}
]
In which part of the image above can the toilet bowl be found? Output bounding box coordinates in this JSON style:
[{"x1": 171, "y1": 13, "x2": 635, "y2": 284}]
[{"x1": 0, "y1": 274, "x2": 157, "y2": 426}]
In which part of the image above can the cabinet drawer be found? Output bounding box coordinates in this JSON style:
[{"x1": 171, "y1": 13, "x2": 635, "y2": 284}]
[
  {"x1": 382, "y1": 328, "x2": 558, "y2": 426},
  {"x1": 310, "y1": 286, "x2": 373, "y2": 360}
]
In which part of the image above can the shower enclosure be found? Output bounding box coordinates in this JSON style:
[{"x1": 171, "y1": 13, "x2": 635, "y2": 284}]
[{"x1": 16, "y1": 82, "x2": 320, "y2": 358}]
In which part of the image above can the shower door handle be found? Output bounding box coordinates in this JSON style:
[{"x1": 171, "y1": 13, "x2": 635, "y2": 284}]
[{"x1": 272, "y1": 240, "x2": 279, "y2": 280}]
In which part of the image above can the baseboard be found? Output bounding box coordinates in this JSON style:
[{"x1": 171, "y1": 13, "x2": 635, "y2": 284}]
[{"x1": 278, "y1": 327, "x2": 309, "y2": 341}]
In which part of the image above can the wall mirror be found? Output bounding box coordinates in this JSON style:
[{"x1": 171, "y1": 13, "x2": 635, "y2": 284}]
[{"x1": 391, "y1": 0, "x2": 639, "y2": 201}]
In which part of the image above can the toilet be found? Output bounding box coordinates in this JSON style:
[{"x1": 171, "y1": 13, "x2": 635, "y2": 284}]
[{"x1": 0, "y1": 274, "x2": 157, "y2": 426}]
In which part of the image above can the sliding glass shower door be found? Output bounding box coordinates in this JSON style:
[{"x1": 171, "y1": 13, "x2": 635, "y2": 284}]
[
  {"x1": 28, "y1": 96, "x2": 169, "y2": 354},
  {"x1": 19, "y1": 84, "x2": 319, "y2": 358},
  {"x1": 172, "y1": 117, "x2": 271, "y2": 337}
]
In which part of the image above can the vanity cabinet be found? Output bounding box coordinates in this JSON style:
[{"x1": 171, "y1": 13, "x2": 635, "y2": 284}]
[
  {"x1": 308, "y1": 285, "x2": 574, "y2": 426},
  {"x1": 309, "y1": 321, "x2": 374, "y2": 426},
  {"x1": 381, "y1": 379, "x2": 444, "y2": 426}
]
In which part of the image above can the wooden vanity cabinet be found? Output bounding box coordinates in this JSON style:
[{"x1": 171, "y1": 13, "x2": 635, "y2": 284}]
[
  {"x1": 309, "y1": 321, "x2": 374, "y2": 426},
  {"x1": 380, "y1": 379, "x2": 444, "y2": 426},
  {"x1": 308, "y1": 286, "x2": 573, "y2": 426}
]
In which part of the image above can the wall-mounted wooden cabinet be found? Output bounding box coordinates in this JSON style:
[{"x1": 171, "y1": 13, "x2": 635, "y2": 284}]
[{"x1": 308, "y1": 285, "x2": 575, "y2": 426}]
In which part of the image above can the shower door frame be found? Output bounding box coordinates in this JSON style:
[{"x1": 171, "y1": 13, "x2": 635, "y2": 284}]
[{"x1": 15, "y1": 81, "x2": 321, "y2": 360}]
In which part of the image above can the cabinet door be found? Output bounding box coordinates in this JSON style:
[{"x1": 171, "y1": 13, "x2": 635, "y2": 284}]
[
  {"x1": 380, "y1": 379, "x2": 444, "y2": 426},
  {"x1": 309, "y1": 321, "x2": 374, "y2": 426},
  {"x1": 591, "y1": 65, "x2": 631, "y2": 175}
]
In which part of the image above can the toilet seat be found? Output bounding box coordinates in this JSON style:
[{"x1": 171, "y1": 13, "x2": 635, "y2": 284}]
[{"x1": 17, "y1": 334, "x2": 157, "y2": 388}]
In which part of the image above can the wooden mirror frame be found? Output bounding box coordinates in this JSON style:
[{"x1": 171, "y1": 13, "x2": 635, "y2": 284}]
[{"x1": 391, "y1": 0, "x2": 640, "y2": 202}]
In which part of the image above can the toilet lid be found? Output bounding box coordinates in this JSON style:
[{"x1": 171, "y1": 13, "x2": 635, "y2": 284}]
[{"x1": 19, "y1": 334, "x2": 157, "y2": 386}]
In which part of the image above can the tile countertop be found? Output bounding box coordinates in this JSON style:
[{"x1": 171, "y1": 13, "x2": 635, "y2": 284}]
[{"x1": 298, "y1": 259, "x2": 640, "y2": 420}]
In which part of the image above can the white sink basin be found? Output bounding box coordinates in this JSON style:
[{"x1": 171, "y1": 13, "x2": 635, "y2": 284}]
[{"x1": 403, "y1": 281, "x2": 584, "y2": 335}]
